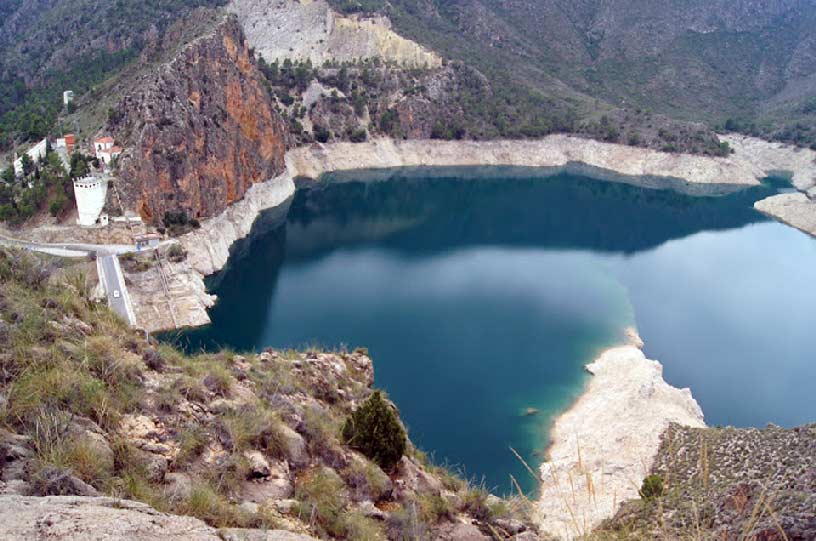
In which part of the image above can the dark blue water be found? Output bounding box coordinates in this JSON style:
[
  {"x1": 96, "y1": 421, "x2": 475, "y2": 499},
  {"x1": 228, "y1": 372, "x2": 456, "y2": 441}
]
[{"x1": 170, "y1": 171, "x2": 816, "y2": 495}]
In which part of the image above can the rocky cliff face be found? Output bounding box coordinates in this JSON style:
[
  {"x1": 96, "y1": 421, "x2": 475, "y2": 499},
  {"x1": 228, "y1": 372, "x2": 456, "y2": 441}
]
[{"x1": 110, "y1": 12, "x2": 290, "y2": 224}]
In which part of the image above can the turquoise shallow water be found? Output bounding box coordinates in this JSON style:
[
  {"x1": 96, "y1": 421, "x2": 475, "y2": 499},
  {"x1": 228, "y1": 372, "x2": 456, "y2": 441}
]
[{"x1": 170, "y1": 171, "x2": 816, "y2": 494}]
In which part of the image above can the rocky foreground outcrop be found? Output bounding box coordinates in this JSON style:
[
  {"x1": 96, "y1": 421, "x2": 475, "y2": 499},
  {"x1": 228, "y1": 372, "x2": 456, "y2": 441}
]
[
  {"x1": 0, "y1": 495, "x2": 320, "y2": 541},
  {"x1": 109, "y1": 11, "x2": 290, "y2": 224},
  {"x1": 593, "y1": 424, "x2": 816, "y2": 540}
]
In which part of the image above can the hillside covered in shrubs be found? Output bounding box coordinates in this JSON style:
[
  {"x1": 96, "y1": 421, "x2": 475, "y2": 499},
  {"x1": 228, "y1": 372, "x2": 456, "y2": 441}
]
[{"x1": 0, "y1": 248, "x2": 545, "y2": 540}]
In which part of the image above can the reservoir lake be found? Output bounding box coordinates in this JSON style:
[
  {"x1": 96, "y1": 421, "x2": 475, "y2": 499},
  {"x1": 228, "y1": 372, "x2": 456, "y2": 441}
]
[{"x1": 170, "y1": 169, "x2": 816, "y2": 494}]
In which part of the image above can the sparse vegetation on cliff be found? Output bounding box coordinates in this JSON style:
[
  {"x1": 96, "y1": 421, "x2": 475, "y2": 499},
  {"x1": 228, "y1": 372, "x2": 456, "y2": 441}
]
[
  {"x1": 258, "y1": 55, "x2": 730, "y2": 156},
  {"x1": 0, "y1": 1, "x2": 230, "y2": 150},
  {"x1": 590, "y1": 423, "x2": 815, "y2": 540},
  {"x1": 323, "y1": 0, "x2": 816, "y2": 151}
]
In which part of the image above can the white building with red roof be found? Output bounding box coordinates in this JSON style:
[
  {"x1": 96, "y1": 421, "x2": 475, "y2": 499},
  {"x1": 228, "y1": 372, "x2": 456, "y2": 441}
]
[{"x1": 94, "y1": 136, "x2": 122, "y2": 166}]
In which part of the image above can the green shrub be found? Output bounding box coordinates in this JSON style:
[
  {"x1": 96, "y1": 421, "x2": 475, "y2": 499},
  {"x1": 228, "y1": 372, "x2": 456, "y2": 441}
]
[
  {"x1": 202, "y1": 363, "x2": 233, "y2": 397},
  {"x1": 419, "y1": 493, "x2": 454, "y2": 523},
  {"x1": 314, "y1": 124, "x2": 331, "y2": 143},
  {"x1": 219, "y1": 406, "x2": 287, "y2": 458},
  {"x1": 301, "y1": 405, "x2": 342, "y2": 462},
  {"x1": 182, "y1": 482, "x2": 246, "y2": 527},
  {"x1": 295, "y1": 467, "x2": 349, "y2": 537},
  {"x1": 49, "y1": 193, "x2": 68, "y2": 217},
  {"x1": 28, "y1": 409, "x2": 114, "y2": 489},
  {"x1": 639, "y1": 474, "x2": 664, "y2": 500},
  {"x1": 341, "y1": 458, "x2": 391, "y2": 502},
  {"x1": 342, "y1": 391, "x2": 406, "y2": 471},
  {"x1": 84, "y1": 335, "x2": 141, "y2": 387},
  {"x1": 344, "y1": 511, "x2": 387, "y2": 541},
  {"x1": 176, "y1": 375, "x2": 208, "y2": 403},
  {"x1": 459, "y1": 487, "x2": 492, "y2": 521},
  {"x1": 8, "y1": 367, "x2": 116, "y2": 429},
  {"x1": 207, "y1": 452, "x2": 251, "y2": 496},
  {"x1": 166, "y1": 244, "x2": 186, "y2": 263},
  {"x1": 175, "y1": 425, "x2": 209, "y2": 466},
  {"x1": 385, "y1": 503, "x2": 429, "y2": 541},
  {"x1": 349, "y1": 127, "x2": 368, "y2": 143}
]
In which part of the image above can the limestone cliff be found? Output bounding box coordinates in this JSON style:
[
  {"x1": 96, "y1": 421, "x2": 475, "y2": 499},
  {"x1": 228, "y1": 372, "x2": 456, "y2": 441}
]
[
  {"x1": 109, "y1": 12, "x2": 290, "y2": 224},
  {"x1": 227, "y1": 0, "x2": 441, "y2": 68}
]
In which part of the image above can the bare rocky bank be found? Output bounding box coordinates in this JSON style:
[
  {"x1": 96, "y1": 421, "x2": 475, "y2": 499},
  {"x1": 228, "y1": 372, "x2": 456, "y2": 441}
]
[
  {"x1": 534, "y1": 337, "x2": 706, "y2": 540},
  {"x1": 721, "y1": 134, "x2": 816, "y2": 239}
]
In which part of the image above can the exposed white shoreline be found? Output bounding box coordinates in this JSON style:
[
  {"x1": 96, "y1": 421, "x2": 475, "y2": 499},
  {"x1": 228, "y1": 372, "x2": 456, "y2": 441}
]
[
  {"x1": 287, "y1": 136, "x2": 762, "y2": 193},
  {"x1": 127, "y1": 134, "x2": 813, "y2": 332},
  {"x1": 754, "y1": 192, "x2": 816, "y2": 238},
  {"x1": 724, "y1": 134, "x2": 816, "y2": 238},
  {"x1": 535, "y1": 332, "x2": 706, "y2": 540}
]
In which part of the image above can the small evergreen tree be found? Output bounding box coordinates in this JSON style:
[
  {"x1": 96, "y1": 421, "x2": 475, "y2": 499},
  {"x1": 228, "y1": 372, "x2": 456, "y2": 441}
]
[
  {"x1": 639, "y1": 474, "x2": 664, "y2": 500},
  {"x1": 314, "y1": 125, "x2": 331, "y2": 143},
  {"x1": 342, "y1": 391, "x2": 406, "y2": 471},
  {"x1": 21, "y1": 154, "x2": 34, "y2": 176},
  {"x1": 69, "y1": 153, "x2": 90, "y2": 180},
  {"x1": 49, "y1": 193, "x2": 67, "y2": 217}
]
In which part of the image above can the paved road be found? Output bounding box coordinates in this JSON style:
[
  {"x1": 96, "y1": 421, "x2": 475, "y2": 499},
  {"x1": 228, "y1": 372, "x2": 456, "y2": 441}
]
[
  {"x1": 0, "y1": 237, "x2": 88, "y2": 258},
  {"x1": 98, "y1": 254, "x2": 136, "y2": 325},
  {"x1": 0, "y1": 232, "x2": 140, "y2": 257}
]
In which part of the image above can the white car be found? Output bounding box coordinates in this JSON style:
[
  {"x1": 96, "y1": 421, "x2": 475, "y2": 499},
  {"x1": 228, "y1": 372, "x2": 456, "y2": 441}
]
[{"x1": 113, "y1": 290, "x2": 120, "y2": 299}]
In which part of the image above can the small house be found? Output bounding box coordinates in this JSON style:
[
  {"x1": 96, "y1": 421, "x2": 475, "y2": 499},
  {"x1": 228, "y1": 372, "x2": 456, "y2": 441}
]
[
  {"x1": 134, "y1": 233, "x2": 162, "y2": 251},
  {"x1": 94, "y1": 136, "x2": 121, "y2": 166},
  {"x1": 55, "y1": 133, "x2": 76, "y2": 154}
]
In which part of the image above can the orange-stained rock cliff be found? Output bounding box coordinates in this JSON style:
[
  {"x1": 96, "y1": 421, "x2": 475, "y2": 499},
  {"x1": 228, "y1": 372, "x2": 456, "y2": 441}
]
[{"x1": 109, "y1": 13, "x2": 290, "y2": 224}]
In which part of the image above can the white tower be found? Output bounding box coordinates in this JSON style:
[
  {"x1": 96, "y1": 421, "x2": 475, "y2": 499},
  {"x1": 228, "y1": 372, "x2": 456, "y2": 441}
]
[{"x1": 73, "y1": 175, "x2": 108, "y2": 226}]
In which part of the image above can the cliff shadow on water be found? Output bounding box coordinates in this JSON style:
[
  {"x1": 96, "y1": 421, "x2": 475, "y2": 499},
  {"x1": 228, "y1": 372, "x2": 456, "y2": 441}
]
[{"x1": 166, "y1": 168, "x2": 784, "y2": 495}]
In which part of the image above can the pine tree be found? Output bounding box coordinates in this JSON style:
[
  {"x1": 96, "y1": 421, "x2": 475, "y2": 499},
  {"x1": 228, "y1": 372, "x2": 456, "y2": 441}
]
[{"x1": 342, "y1": 391, "x2": 406, "y2": 471}]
